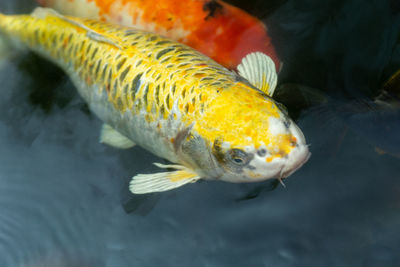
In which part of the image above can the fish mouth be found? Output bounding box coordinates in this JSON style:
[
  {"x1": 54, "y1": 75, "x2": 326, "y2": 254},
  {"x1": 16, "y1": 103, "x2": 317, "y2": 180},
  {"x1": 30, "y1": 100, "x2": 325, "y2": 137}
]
[{"x1": 279, "y1": 150, "x2": 311, "y2": 179}]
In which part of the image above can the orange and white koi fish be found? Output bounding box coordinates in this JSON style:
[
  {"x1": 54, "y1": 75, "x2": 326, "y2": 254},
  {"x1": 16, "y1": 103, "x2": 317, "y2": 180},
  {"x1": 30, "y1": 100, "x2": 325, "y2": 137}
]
[
  {"x1": 37, "y1": 0, "x2": 281, "y2": 70},
  {"x1": 0, "y1": 8, "x2": 309, "y2": 194}
]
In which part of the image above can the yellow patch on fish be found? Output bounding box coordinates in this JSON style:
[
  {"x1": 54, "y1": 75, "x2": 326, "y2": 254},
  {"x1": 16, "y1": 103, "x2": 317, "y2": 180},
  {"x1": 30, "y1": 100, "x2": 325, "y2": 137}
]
[{"x1": 194, "y1": 83, "x2": 281, "y2": 149}]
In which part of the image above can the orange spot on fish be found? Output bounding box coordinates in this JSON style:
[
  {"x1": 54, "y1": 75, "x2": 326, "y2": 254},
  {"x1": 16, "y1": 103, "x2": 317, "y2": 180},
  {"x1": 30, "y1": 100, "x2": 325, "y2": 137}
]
[
  {"x1": 245, "y1": 128, "x2": 252, "y2": 136},
  {"x1": 290, "y1": 136, "x2": 297, "y2": 147},
  {"x1": 193, "y1": 73, "x2": 206, "y2": 78},
  {"x1": 266, "y1": 157, "x2": 273, "y2": 163},
  {"x1": 145, "y1": 114, "x2": 152, "y2": 122},
  {"x1": 200, "y1": 94, "x2": 208, "y2": 103},
  {"x1": 62, "y1": 39, "x2": 68, "y2": 48},
  {"x1": 188, "y1": 103, "x2": 194, "y2": 113}
]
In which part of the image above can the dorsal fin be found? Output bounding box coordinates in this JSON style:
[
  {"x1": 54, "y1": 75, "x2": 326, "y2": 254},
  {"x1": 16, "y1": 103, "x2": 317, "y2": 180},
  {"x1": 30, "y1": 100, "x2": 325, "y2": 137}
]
[
  {"x1": 237, "y1": 52, "x2": 278, "y2": 96},
  {"x1": 31, "y1": 7, "x2": 121, "y2": 49}
]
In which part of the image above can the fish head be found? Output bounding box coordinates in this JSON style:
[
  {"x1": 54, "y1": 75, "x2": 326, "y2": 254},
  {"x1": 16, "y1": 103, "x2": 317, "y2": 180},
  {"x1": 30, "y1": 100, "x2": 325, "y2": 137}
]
[{"x1": 193, "y1": 84, "x2": 311, "y2": 183}]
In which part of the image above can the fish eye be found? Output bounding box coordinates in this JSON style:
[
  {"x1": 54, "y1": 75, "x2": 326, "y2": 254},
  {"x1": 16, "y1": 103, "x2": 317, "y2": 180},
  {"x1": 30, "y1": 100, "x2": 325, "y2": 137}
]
[
  {"x1": 227, "y1": 149, "x2": 250, "y2": 166},
  {"x1": 257, "y1": 149, "x2": 267, "y2": 157}
]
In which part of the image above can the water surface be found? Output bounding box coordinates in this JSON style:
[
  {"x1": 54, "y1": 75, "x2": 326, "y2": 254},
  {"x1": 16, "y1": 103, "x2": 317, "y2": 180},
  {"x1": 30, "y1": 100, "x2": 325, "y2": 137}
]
[{"x1": 0, "y1": 0, "x2": 399, "y2": 266}]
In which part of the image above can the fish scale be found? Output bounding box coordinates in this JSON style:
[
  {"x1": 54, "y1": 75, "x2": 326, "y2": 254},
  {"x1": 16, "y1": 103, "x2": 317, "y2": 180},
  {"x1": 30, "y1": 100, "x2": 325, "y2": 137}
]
[{"x1": 0, "y1": 11, "x2": 239, "y2": 156}]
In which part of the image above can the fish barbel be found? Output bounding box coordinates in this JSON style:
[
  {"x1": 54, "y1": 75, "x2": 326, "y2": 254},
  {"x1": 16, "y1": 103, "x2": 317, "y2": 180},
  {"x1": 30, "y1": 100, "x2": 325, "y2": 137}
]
[
  {"x1": 36, "y1": 0, "x2": 281, "y2": 70},
  {"x1": 0, "y1": 8, "x2": 310, "y2": 194}
]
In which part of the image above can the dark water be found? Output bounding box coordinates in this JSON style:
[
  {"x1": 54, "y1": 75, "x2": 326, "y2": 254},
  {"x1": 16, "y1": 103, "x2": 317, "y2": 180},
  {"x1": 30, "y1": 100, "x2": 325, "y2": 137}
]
[{"x1": 0, "y1": 0, "x2": 400, "y2": 266}]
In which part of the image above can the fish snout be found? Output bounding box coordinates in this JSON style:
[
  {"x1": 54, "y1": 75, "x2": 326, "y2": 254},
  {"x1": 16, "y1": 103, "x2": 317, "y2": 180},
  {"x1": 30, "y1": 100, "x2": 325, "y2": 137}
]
[
  {"x1": 280, "y1": 122, "x2": 310, "y2": 178},
  {"x1": 280, "y1": 145, "x2": 310, "y2": 179}
]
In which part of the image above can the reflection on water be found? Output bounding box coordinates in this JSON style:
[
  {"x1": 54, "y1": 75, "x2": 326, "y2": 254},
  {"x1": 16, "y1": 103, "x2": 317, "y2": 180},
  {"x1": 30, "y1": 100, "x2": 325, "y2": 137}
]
[{"x1": 0, "y1": 0, "x2": 400, "y2": 266}]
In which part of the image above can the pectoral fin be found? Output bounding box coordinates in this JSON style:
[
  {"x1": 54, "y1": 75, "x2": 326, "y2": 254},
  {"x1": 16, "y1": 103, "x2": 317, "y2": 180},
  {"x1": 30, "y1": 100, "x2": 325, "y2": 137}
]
[
  {"x1": 129, "y1": 163, "x2": 200, "y2": 194},
  {"x1": 100, "y1": 124, "x2": 135, "y2": 149},
  {"x1": 237, "y1": 52, "x2": 278, "y2": 96}
]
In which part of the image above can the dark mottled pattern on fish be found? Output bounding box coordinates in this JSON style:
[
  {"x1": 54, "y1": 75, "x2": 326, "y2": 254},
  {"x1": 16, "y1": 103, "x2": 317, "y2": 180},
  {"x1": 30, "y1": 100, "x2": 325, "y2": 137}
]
[{"x1": 0, "y1": 12, "x2": 237, "y2": 125}]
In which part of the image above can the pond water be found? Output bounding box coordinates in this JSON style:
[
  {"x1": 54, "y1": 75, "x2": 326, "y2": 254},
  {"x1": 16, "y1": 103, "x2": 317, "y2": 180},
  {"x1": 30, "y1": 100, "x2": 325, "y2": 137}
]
[{"x1": 0, "y1": 0, "x2": 399, "y2": 266}]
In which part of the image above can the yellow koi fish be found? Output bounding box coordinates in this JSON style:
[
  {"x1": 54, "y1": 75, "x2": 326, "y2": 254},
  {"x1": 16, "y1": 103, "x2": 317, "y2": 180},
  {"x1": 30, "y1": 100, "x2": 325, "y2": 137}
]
[{"x1": 0, "y1": 8, "x2": 310, "y2": 194}]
